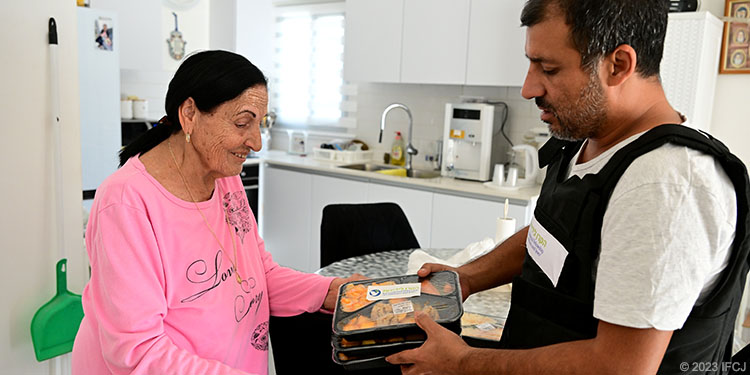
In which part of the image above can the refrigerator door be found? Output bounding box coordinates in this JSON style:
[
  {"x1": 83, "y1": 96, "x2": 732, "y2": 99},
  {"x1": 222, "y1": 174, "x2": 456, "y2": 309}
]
[{"x1": 77, "y1": 8, "x2": 121, "y2": 193}]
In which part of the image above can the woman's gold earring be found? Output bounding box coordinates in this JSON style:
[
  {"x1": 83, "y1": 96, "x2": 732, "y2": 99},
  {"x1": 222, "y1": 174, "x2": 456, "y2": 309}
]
[{"x1": 186, "y1": 133, "x2": 191, "y2": 143}]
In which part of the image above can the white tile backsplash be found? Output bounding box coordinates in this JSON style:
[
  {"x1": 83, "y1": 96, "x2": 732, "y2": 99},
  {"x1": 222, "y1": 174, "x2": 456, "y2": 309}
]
[{"x1": 349, "y1": 82, "x2": 546, "y2": 166}]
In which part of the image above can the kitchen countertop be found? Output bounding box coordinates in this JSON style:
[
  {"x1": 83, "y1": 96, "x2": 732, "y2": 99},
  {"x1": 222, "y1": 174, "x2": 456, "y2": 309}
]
[{"x1": 245, "y1": 150, "x2": 540, "y2": 203}]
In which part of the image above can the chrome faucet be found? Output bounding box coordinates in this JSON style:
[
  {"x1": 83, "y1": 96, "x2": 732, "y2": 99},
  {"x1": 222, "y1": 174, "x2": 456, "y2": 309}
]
[{"x1": 379, "y1": 103, "x2": 418, "y2": 171}]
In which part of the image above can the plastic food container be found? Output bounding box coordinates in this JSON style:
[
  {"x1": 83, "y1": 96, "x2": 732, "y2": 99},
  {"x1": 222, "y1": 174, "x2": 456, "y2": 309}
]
[
  {"x1": 332, "y1": 352, "x2": 391, "y2": 371},
  {"x1": 332, "y1": 340, "x2": 423, "y2": 369},
  {"x1": 460, "y1": 312, "x2": 504, "y2": 348},
  {"x1": 330, "y1": 271, "x2": 463, "y2": 369},
  {"x1": 312, "y1": 148, "x2": 374, "y2": 163}
]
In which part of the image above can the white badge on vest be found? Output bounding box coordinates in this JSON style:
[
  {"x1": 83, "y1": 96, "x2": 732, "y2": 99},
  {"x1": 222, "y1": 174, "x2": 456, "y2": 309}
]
[{"x1": 526, "y1": 216, "x2": 569, "y2": 287}]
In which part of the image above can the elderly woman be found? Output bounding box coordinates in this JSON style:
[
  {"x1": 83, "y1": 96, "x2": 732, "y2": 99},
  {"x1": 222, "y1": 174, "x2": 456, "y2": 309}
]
[{"x1": 72, "y1": 50, "x2": 357, "y2": 374}]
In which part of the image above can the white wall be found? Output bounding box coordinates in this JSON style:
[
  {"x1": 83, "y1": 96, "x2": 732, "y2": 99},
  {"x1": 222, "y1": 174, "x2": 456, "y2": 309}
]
[
  {"x1": 94, "y1": 0, "x2": 211, "y2": 120},
  {"x1": 236, "y1": 0, "x2": 275, "y2": 77},
  {"x1": 210, "y1": 0, "x2": 237, "y2": 51},
  {"x1": 0, "y1": 2, "x2": 86, "y2": 374},
  {"x1": 161, "y1": 1, "x2": 211, "y2": 71},
  {"x1": 703, "y1": 0, "x2": 750, "y2": 165}
]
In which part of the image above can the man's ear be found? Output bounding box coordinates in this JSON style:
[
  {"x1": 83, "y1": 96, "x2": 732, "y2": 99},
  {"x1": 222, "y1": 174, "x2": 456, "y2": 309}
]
[
  {"x1": 178, "y1": 97, "x2": 197, "y2": 135},
  {"x1": 603, "y1": 44, "x2": 637, "y2": 87}
]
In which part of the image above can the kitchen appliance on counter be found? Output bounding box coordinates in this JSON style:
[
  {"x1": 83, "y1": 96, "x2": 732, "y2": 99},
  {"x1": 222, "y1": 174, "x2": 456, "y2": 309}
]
[
  {"x1": 507, "y1": 144, "x2": 540, "y2": 187},
  {"x1": 441, "y1": 103, "x2": 510, "y2": 181}
]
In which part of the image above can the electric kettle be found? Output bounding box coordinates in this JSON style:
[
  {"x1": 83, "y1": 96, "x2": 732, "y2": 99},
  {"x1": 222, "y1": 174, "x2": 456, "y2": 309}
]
[{"x1": 508, "y1": 144, "x2": 539, "y2": 187}]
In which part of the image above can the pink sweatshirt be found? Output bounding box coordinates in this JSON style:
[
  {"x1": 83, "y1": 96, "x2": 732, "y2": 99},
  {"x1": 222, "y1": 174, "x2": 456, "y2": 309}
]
[{"x1": 72, "y1": 157, "x2": 334, "y2": 375}]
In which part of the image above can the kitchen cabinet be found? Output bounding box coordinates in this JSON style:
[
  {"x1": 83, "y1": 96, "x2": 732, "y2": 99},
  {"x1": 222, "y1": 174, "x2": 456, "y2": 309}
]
[
  {"x1": 260, "y1": 163, "x2": 536, "y2": 272},
  {"x1": 366, "y1": 183, "x2": 433, "y2": 248},
  {"x1": 344, "y1": 0, "x2": 526, "y2": 86},
  {"x1": 431, "y1": 193, "x2": 528, "y2": 249},
  {"x1": 400, "y1": 0, "x2": 470, "y2": 84},
  {"x1": 258, "y1": 166, "x2": 312, "y2": 272},
  {"x1": 344, "y1": 0, "x2": 404, "y2": 83},
  {"x1": 465, "y1": 0, "x2": 527, "y2": 87},
  {"x1": 309, "y1": 175, "x2": 369, "y2": 271}
]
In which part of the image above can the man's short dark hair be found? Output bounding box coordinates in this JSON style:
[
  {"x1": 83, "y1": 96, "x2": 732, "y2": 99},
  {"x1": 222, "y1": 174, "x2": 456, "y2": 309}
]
[{"x1": 521, "y1": 0, "x2": 669, "y2": 78}]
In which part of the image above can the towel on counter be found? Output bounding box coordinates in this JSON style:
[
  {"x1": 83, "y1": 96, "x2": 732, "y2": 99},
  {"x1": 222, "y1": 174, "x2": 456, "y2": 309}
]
[{"x1": 407, "y1": 237, "x2": 496, "y2": 274}]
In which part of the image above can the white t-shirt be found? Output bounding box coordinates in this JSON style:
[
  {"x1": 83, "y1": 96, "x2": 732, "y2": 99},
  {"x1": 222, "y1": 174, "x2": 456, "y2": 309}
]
[{"x1": 565, "y1": 130, "x2": 737, "y2": 331}]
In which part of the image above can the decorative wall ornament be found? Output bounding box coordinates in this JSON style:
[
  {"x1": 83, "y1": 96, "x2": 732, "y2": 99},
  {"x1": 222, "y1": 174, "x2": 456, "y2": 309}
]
[{"x1": 167, "y1": 12, "x2": 186, "y2": 61}]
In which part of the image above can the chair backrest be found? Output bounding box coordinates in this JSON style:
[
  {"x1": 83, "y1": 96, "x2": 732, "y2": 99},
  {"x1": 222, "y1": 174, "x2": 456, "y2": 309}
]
[{"x1": 320, "y1": 202, "x2": 420, "y2": 268}]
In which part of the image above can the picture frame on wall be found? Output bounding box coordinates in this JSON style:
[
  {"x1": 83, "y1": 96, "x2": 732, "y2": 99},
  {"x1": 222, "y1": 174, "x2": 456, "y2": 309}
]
[
  {"x1": 94, "y1": 16, "x2": 114, "y2": 51},
  {"x1": 720, "y1": 0, "x2": 750, "y2": 73}
]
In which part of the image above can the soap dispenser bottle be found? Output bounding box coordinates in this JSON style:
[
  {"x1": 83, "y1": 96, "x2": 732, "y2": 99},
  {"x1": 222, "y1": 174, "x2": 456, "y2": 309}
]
[{"x1": 390, "y1": 131, "x2": 405, "y2": 166}]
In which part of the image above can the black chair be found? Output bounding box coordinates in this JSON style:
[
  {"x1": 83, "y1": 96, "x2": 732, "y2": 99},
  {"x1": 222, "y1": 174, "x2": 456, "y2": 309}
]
[
  {"x1": 320, "y1": 202, "x2": 420, "y2": 268},
  {"x1": 270, "y1": 202, "x2": 419, "y2": 375}
]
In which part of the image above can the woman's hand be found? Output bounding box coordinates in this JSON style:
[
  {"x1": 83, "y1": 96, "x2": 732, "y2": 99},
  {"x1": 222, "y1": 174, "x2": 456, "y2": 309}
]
[{"x1": 322, "y1": 273, "x2": 368, "y2": 311}]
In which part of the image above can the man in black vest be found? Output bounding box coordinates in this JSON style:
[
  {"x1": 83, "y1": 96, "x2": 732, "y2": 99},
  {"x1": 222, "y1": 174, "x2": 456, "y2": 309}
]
[{"x1": 387, "y1": 0, "x2": 750, "y2": 374}]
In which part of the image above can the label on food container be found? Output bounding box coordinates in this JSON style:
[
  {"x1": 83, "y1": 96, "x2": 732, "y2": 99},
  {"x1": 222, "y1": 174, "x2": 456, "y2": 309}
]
[
  {"x1": 366, "y1": 283, "x2": 421, "y2": 301},
  {"x1": 391, "y1": 300, "x2": 415, "y2": 315},
  {"x1": 476, "y1": 323, "x2": 496, "y2": 331}
]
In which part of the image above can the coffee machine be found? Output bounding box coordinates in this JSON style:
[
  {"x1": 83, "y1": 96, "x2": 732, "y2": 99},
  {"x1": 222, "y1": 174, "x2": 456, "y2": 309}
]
[{"x1": 441, "y1": 103, "x2": 510, "y2": 181}]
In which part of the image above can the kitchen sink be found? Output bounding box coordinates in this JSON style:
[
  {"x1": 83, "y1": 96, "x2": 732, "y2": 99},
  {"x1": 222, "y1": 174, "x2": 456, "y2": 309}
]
[
  {"x1": 338, "y1": 163, "x2": 441, "y2": 179},
  {"x1": 406, "y1": 169, "x2": 441, "y2": 179},
  {"x1": 338, "y1": 163, "x2": 401, "y2": 172}
]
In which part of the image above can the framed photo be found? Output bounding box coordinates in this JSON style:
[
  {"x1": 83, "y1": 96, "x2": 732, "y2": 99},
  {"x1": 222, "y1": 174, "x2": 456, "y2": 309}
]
[
  {"x1": 720, "y1": 0, "x2": 750, "y2": 73},
  {"x1": 94, "y1": 17, "x2": 114, "y2": 51}
]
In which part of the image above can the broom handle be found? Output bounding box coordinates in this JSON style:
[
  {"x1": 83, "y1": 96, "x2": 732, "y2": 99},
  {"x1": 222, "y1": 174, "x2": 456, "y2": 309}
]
[{"x1": 49, "y1": 18, "x2": 64, "y2": 261}]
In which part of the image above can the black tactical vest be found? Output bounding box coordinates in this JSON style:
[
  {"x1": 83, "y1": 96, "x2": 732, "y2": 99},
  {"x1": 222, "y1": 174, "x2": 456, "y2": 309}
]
[{"x1": 498, "y1": 124, "x2": 750, "y2": 374}]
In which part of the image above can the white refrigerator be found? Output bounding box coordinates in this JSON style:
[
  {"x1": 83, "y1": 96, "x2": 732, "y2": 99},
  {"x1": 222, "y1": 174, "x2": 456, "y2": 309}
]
[{"x1": 77, "y1": 7, "x2": 121, "y2": 210}]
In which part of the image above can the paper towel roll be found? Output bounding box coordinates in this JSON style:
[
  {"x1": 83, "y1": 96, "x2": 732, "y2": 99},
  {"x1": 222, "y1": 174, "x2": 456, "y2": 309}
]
[{"x1": 495, "y1": 217, "x2": 516, "y2": 244}]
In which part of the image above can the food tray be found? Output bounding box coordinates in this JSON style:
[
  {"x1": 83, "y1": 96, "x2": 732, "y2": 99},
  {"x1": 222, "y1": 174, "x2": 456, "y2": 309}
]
[
  {"x1": 460, "y1": 312, "x2": 504, "y2": 348},
  {"x1": 333, "y1": 332, "x2": 426, "y2": 350},
  {"x1": 334, "y1": 340, "x2": 423, "y2": 362},
  {"x1": 312, "y1": 148, "x2": 373, "y2": 163},
  {"x1": 332, "y1": 352, "x2": 394, "y2": 371},
  {"x1": 332, "y1": 271, "x2": 462, "y2": 342}
]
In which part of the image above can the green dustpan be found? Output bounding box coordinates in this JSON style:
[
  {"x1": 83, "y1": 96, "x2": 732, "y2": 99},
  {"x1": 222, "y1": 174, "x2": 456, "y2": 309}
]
[{"x1": 30, "y1": 259, "x2": 84, "y2": 361}]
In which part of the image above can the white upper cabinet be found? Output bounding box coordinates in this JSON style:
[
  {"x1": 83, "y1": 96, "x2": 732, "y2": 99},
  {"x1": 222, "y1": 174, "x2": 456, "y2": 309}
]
[
  {"x1": 344, "y1": 0, "x2": 404, "y2": 83},
  {"x1": 344, "y1": 0, "x2": 526, "y2": 86},
  {"x1": 400, "y1": 0, "x2": 470, "y2": 84},
  {"x1": 465, "y1": 0, "x2": 527, "y2": 87}
]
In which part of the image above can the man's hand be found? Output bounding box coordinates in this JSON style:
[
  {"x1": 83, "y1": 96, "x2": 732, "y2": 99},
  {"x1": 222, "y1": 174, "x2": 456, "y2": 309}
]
[
  {"x1": 385, "y1": 312, "x2": 473, "y2": 375},
  {"x1": 417, "y1": 263, "x2": 471, "y2": 301},
  {"x1": 322, "y1": 273, "x2": 367, "y2": 311}
]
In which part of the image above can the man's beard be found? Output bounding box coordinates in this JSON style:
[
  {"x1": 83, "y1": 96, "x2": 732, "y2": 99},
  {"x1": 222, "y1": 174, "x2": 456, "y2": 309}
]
[{"x1": 536, "y1": 73, "x2": 608, "y2": 141}]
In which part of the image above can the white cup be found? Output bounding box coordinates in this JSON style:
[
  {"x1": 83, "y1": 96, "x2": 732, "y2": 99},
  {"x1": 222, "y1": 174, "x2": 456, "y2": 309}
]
[
  {"x1": 120, "y1": 100, "x2": 133, "y2": 119},
  {"x1": 133, "y1": 99, "x2": 148, "y2": 119},
  {"x1": 492, "y1": 164, "x2": 505, "y2": 186},
  {"x1": 505, "y1": 166, "x2": 519, "y2": 187}
]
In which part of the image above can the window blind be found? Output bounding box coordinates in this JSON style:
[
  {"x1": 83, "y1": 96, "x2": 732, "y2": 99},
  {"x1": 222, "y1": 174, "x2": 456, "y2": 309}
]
[{"x1": 272, "y1": 5, "x2": 356, "y2": 128}]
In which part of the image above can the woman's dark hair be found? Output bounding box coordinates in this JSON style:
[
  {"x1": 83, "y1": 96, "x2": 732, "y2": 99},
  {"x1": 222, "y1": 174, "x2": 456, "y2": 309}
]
[
  {"x1": 118, "y1": 50, "x2": 267, "y2": 166},
  {"x1": 521, "y1": 0, "x2": 668, "y2": 77}
]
